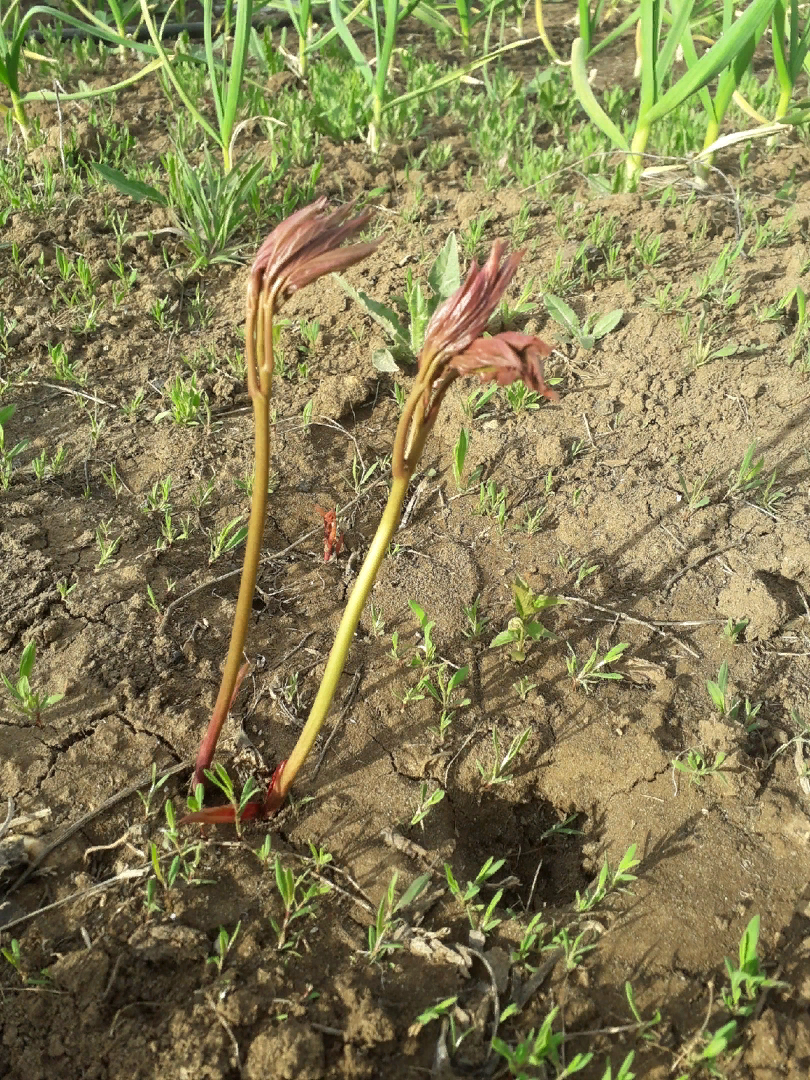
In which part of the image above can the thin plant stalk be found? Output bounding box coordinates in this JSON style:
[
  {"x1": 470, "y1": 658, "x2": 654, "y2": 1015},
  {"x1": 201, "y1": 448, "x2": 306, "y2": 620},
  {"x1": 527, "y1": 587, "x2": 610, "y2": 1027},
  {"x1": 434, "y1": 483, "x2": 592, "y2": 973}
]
[
  {"x1": 192, "y1": 284, "x2": 273, "y2": 788},
  {"x1": 270, "y1": 244, "x2": 558, "y2": 809},
  {"x1": 190, "y1": 199, "x2": 377, "y2": 794}
]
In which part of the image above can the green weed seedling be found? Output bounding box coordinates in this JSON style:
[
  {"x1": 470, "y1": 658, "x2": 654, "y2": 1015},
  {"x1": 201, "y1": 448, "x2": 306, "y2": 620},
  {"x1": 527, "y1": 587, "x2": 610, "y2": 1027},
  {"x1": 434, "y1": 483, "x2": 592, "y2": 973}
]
[
  {"x1": 576, "y1": 845, "x2": 640, "y2": 913},
  {"x1": 490, "y1": 578, "x2": 563, "y2": 663},
  {"x1": 566, "y1": 639, "x2": 629, "y2": 693},
  {"x1": 423, "y1": 663, "x2": 470, "y2": 740},
  {"x1": 477, "y1": 478, "x2": 509, "y2": 532},
  {"x1": 706, "y1": 662, "x2": 761, "y2": 729},
  {"x1": 407, "y1": 600, "x2": 438, "y2": 670},
  {"x1": 462, "y1": 594, "x2": 489, "y2": 639},
  {"x1": 410, "y1": 996, "x2": 468, "y2": 1052},
  {"x1": 366, "y1": 872, "x2": 431, "y2": 963},
  {"x1": 410, "y1": 782, "x2": 445, "y2": 830},
  {"x1": 502, "y1": 380, "x2": 550, "y2": 413},
  {"x1": 0, "y1": 404, "x2": 29, "y2": 490},
  {"x1": 544, "y1": 294, "x2": 622, "y2": 350},
  {"x1": 677, "y1": 466, "x2": 713, "y2": 512},
  {"x1": 207, "y1": 921, "x2": 241, "y2": 976},
  {"x1": 462, "y1": 383, "x2": 497, "y2": 420},
  {"x1": 1, "y1": 938, "x2": 51, "y2": 987},
  {"x1": 477, "y1": 726, "x2": 531, "y2": 790},
  {"x1": 208, "y1": 517, "x2": 248, "y2": 563},
  {"x1": 156, "y1": 374, "x2": 210, "y2": 427},
  {"x1": 145, "y1": 800, "x2": 211, "y2": 913},
  {"x1": 725, "y1": 442, "x2": 787, "y2": 512},
  {"x1": 445, "y1": 856, "x2": 505, "y2": 934},
  {"x1": 137, "y1": 763, "x2": 171, "y2": 818},
  {"x1": 271, "y1": 856, "x2": 332, "y2": 956},
  {"x1": 723, "y1": 617, "x2": 749, "y2": 643},
  {"x1": 452, "y1": 426, "x2": 470, "y2": 491},
  {"x1": 491, "y1": 1004, "x2": 594, "y2": 1076},
  {"x1": 721, "y1": 915, "x2": 788, "y2": 1018},
  {"x1": 673, "y1": 749, "x2": 729, "y2": 787},
  {"x1": 513, "y1": 676, "x2": 538, "y2": 702},
  {"x1": 335, "y1": 232, "x2": 460, "y2": 368},
  {"x1": 204, "y1": 763, "x2": 259, "y2": 837},
  {"x1": 1, "y1": 641, "x2": 64, "y2": 726},
  {"x1": 95, "y1": 520, "x2": 122, "y2": 569}
]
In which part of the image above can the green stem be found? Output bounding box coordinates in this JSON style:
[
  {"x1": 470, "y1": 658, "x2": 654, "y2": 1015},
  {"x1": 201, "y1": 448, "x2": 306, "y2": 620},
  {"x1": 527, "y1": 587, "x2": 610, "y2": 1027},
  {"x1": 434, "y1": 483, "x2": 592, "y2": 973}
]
[
  {"x1": 626, "y1": 124, "x2": 651, "y2": 185},
  {"x1": 275, "y1": 472, "x2": 409, "y2": 801},
  {"x1": 9, "y1": 89, "x2": 28, "y2": 142}
]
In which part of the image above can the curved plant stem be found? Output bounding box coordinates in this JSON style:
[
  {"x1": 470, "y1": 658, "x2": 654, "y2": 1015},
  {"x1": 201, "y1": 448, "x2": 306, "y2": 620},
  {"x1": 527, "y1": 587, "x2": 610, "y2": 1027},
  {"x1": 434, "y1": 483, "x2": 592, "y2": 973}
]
[
  {"x1": 192, "y1": 294, "x2": 274, "y2": 789},
  {"x1": 273, "y1": 472, "x2": 409, "y2": 804}
]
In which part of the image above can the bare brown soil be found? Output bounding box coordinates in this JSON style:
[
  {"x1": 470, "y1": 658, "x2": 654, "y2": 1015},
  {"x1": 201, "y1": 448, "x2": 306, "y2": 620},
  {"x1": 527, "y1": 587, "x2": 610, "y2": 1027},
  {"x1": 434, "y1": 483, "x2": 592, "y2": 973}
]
[{"x1": 1, "y1": 12, "x2": 810, "y2": 1080}]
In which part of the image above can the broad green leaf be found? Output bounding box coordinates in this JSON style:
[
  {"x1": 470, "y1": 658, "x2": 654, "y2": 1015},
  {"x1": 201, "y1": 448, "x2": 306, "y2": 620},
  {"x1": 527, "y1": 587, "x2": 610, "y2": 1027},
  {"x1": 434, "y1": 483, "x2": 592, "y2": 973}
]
[
  {"x1": 395, "y1": 872, "x2": 431, "y2": 912},
  {"x1": 591, "y1": 309, "x2": 623, "y2": 340},
  {"x1": 372, "y1": 348, "x2": 400, "y2": 374},
  {"x1": 19, "y1": 642, "x2": 36, "y2": 679},
  {"x1": 427, "y1": 232, "x2": 460, "y2": 303},
  {"x1": 333, "y1": 275, "x2": 410, "y2": 352},
  {"x1": 544, "y1": 294, "x2": 582, "y2": 338},
  {"x1": 490, "y1": 629, "x2": 519, "y2": 648},
  {"x1": 93, "y1": 164, "x2": 168, "y2": 206}
]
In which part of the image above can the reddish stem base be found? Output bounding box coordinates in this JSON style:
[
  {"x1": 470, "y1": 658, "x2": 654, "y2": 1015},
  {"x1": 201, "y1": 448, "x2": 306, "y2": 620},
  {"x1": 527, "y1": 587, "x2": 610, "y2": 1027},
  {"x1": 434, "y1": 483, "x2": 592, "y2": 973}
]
[{"x1": 179, "y1": 760, "x2": 287, "y2": 827}]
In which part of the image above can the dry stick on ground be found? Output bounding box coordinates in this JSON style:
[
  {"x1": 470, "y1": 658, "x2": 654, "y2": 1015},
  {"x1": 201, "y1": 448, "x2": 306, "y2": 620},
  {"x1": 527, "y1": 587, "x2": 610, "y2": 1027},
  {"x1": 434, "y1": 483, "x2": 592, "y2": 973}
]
[
  {"x1": 5, "y1": 760, "x2": 192, "y2": 897},
  {"x1": 562, "y1": 596, "x2": 704, "y2": 659}
]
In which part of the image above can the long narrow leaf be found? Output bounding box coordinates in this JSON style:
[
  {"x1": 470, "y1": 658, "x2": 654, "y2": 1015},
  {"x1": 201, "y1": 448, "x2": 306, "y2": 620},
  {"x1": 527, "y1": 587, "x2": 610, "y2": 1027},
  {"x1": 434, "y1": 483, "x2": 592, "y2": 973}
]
[
  {"x1": 329, "y1": 0, "x2": 374, "y2": 88},
  {"x1": 645, "y1": 0, "x2": 777, "y2": 126},
  {"x1": 570, "y1": 37, "x2": 629, "y2": 151}
]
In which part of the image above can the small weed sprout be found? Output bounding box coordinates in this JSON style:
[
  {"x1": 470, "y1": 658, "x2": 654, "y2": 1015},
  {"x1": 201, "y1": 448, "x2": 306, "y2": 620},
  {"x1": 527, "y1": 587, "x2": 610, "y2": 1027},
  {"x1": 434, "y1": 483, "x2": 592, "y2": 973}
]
[
  {"x1": 513, "y1": 675, "x2": 537, "y2": 701},
  {"x1": 463, "y1": 383, "x2": 497, "y2": 419},
  {"x1": 207, "y1": 922, "x2": 241, "y2": 976},
  {"x1": 0, "y1": 404, "x2": 29, "y2": 490},
  {"x1": 137, "y1": 763, "x2": 171, "y2": 817},
  {"x1": 575, "y1": 844, "x2": 639, "y2": 913},
  {"x1": 208, "y1": 517, "x2": 248, "y2": 563},
  {"x1": 204, "y1": 763, "x2": 260, "y2": 837},
  {"x1": 673, "y1": 749, "x2": 729, "y2": 787},
  {"x1": 366, "y1": 872, "x2": 431, "y2": 963},
  {"x1": 491, "y1": 1005, "x2": 594, "y2": 1076},
  {"x1": 725, "y1": 442, "x2": 787, "y2": 512},
  {"x1": 544, "y1": 294, "x2": 623, "y2": 350},
  {"x1": 477, "y1": 726, "x2": 531, "y2": 790},
  {"x1": 721, "y1": 915, "x2": 789, "y2": 1018},
  {"x1": 408, "y1": 600, "x2": 438, "y2": 669},
  {"x1": 677, "y1": 467, "x2": 713, "y2": 512},
  {"x1": 1, "y1": 641, "x2": 64, "y2": 726},
  {"x1": 705, "y1": 662, "x2": 761, "y2": 728},
  {"x1": 477, "y1": 478, "x2": 508, "y2": 531},
  {"x1": 452, "y1": 426, "x2": 470, "y2": 490},
  {"x1": 462, "y1": 594, "x2": 488, "y2": 639},
  {"x1": 95, "y1": 520, "x2": 122, "y2": 568},
  {"x1": 369, "y1": 602, "x2": 386, "y2": 637},
  {"x1": 156, "y1": 374, "x2": 209, "y2": 427},
  {"x1": 490, "y1": 578, "x2": 563, "y2": 663},
  {"x1": 566, "y1": 639, "x2": 629, "y2": 693},
  {"x1": 56, "y1": 579, "x2": 76, "y2": 601},
  {"x1": 445, "y1": 856, "x2": 505, "y2": 934},
  {"x1": 422, "y1": 663, "x2": 470, "y2": 740},
  {"x1": 723, "y1": 617, "x2": 749, "y2": 643},
  {"x1": 271, "y1": 856, "x2": 332, "y2": 955},
  {"x1": 410, "y1": 782, "x2": 445, "y2": 830}
]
